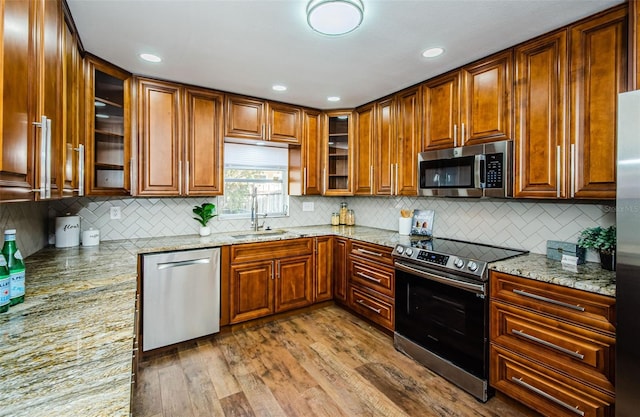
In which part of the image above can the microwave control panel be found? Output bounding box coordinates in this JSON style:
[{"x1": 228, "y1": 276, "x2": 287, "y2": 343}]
[{"x1": 485, "y1": 153, "x2": 503, "y2": 189}]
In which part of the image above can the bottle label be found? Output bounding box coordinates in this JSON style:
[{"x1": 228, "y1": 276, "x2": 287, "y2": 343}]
[
  {"x1": 0, "y1": 277, "x2": 9, "y2": 307},
  {"x1": 10, "y1": 270, "x2": 25, "y2": 299},
  {"x1": 14, "y1": 250, "x2": 23, "y2": 260}
]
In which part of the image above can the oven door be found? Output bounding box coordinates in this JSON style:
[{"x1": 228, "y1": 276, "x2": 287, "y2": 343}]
[{"x1": 395, "y1": 261, "x2": 488, "y2": 379}]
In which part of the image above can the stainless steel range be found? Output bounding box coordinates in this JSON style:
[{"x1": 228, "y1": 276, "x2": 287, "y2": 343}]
[{"x1": 393, "y1": 237, "x2": 527, "y2": 402}]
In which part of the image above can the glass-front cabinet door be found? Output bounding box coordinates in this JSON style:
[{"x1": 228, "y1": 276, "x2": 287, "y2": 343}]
[
  {"x1": 324, "y1": 111, "x2": 353, "y2": 195},
  {"x1": 85, "y1": 56, "x2": 131, "y2": 195}
]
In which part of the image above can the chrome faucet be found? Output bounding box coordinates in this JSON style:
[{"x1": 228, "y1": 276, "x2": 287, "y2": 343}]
[{"x1": 250, "y1": 186, "x2": 266, "y2": 231}]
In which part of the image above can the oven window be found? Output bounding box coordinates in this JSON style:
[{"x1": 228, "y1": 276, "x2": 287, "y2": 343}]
[
  {"x1": 395, "y1": 269, "x2": 487, "y2": 378},
  {"x1": 420, "y1": 156, "x2": 474, "y2": 188}
]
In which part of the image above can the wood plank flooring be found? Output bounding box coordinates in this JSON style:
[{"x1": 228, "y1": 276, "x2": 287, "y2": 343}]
[{"x1": 132, "y1": 305, "x2": 539, "y2": 417}]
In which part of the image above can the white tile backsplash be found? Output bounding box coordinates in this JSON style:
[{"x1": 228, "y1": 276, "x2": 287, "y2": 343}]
[
  {"x1": 0, "y1": 200, "x2": 49, "y2": 257},
  {"x1": 48, "y1": 195, "x2": 615, "y2": 260}
]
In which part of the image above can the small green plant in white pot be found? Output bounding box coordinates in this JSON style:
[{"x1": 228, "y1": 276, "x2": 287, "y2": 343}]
[
  {"x1": 192, "y1": 203, "x2": 217, "y2": 236},
  {"x1": 578, "y1": 225, "x2": 616, "y2": 271}
]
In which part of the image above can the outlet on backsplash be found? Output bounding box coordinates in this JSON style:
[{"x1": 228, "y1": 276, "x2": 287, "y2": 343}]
[{"x1": 110, "y1": 207, "x2": 121, "y2": 220}]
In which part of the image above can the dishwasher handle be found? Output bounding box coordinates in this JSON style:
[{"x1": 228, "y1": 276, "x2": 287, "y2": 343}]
[{"x1": 156, "y1": 258, "x2": 211, "y2": 270}]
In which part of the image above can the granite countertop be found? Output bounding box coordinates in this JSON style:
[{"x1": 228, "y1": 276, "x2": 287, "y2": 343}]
[
  {"x1": 490, "y1": 252, "x2": 616, "y2": 297},
  {"x1": 0, "y1": 225, "x2": 616, "y2": 416}
]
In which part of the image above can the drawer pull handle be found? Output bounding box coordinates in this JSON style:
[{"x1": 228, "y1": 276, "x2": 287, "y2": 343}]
[
  {"x1": 356, "y1": 248, "x2": 384, "y2": 257},
  {"x1": 513, "y1": 289, "x2": 585, "y2": 312},
  {"x1": 511, "y1": 377, "x2": 585, "y2": 416},
  {"x1": 357, "y1": 272, "x2": 382, "y2": 283},
  {"x1": 356, "y1": 299, "x2": 382, "y2": 314},
  {"x1": 512, "y1": 329, "x2": 585, "y2": 360}
]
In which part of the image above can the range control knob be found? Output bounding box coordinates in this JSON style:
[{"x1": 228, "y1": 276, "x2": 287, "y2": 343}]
[
  {"x1": 405, "y1": 248, "x2": 414, "y2": 256},
  {"x1": 468, "y1": 261, "x2": 478, "y2": 272},
  {"x1": 454, "y1": 258, "x2": 465, "y2": 268},
  {"x1": 395, "y1": 246, "x2": 404, "y2": 254}
]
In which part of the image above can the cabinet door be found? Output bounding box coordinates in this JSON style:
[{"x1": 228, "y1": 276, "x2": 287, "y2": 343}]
[
  {"x1": 570, "y1": 6, "x2": 627, "y2": 199},
  {"x1": 0, "y1": 0, "x2": 36, "y2": 202},
  {"x1": 395, "y1": 87, "x2": 421, "y2": 195},
  {"x1": 275, "y1": 255, "x2": 313, "y2": 312},
  {"x1": 137, "y1": 78, "x2": 182, "y2": 195},
  {"x1": 315, "y1": 236, "x2": 333, "y2": 302},
  {"x1": 224, "y1": 95, "x2": 265, "y2": 140},
  {"x1": 230, "y1": 260, "x2": 274, "y2": 323},
  {"x1": 375, "y1": 97, "x2": 395, "y2": 195},
  {"x1": 85, "y1": 57, "x2": 131, "y2": 195},
  {"x1": 303, "y1": 109, "x2": 322, "y2": 195},
  {"x1": 514, "y1": 31, "x2": 568, "y2": 198},
  {"x1": 184, "y1": 87, "x2": 224, "y2": 195},
  {"x1": 324, "y1": 111, "x2": 353, "y2": 195},
  {"x1": 333, "y1": 238, "x2": 349, "y2": 303},
  {"x1": 423, "y1": 71, "x2": 460, "y2": 150},
  {"x1": 268, "y1": 102, "x2": 301, "y2": 144},
  {"x1": 462, "y1": 50, "x2": 513, "y2": 146},
  {"x1": 354, "y1": 103, "x2": 375, "y2": 195}
]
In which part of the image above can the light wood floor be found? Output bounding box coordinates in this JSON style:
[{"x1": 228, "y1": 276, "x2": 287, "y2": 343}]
[{"x1": 133, "y1": 305, "x2": 538, "y2": 417}]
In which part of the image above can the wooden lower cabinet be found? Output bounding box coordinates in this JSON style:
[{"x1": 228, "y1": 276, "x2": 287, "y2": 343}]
[
  {"x1": 347, "y1": 240, "x2": 395, "y2": 331},
  {"x1": 490, "y1": 271, "x2": 616, "y2": 416},
  {"x1": 229, "y1": 238, "x2": 313, "y2": 324},
  {"x1": 315, "y1": 236, "x2": 333, "y2": 302},
  {"x1": 333, "y1": 237, "x2": 349, "y2": 303}
]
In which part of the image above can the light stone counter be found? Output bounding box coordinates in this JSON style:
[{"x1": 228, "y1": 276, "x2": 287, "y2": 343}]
[{"x1": 0, "y1": 225, "x2": 615, "y2": 416}]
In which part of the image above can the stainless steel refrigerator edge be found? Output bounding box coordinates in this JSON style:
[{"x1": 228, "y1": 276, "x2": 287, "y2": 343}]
[{"x1": 616, "y1": 91, "x2": 640, "y2": 417}]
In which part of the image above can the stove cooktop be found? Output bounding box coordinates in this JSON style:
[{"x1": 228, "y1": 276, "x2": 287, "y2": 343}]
[{"x1": 392, "y1": 237, "x2": 528, "y2": 280}]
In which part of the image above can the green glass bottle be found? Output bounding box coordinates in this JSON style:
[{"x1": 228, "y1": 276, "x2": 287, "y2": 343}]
[
  {"x1": 0, "y1": 256, "x2": 9, "y2": 313},
  {"x1": 3, "y1": 229, "x2": 26, "y2": 306}
]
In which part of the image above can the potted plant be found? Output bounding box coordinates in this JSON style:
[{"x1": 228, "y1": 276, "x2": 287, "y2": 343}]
[
  {"x1": 192, "y1": 203, "x2": 217, "y2": 236},
  {"x1": 577, "y1": 225, "x2": 616, "y2": 271}
]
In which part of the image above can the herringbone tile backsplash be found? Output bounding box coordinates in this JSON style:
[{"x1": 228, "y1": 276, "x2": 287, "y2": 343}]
[
  {"x1": 0, "y1": 200, "x2": 49, "y2": 257},
  {"x1": 47, "y1": 195, "x2": 615, "y2": 258}
]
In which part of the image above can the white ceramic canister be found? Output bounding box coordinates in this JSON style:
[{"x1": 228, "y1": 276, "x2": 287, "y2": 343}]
[
  {"x1": 82, "y1": 228, "x2": 100, "y2": 247},
  {"x1": 55, "y1": 215, "x2": 81, "y2": 248}
]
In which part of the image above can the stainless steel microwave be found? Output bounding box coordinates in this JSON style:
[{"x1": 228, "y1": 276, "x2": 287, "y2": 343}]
[{"x1": 418, "y1": 141, "x2": 512, "y2": 198}]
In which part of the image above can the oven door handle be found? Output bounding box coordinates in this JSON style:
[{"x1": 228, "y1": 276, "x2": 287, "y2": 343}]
[{"x1": 395, "y1": 262, "x2": 485, "y2": 294}]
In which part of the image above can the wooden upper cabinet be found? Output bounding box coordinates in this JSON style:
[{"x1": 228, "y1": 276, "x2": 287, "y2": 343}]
[
  {"x1": 423, "y1": 71, "x2": 461, "y2": 150},
  {"x1": 1, "y1": 0, "x2": 36, "y2": 202},
  {"x1": 302, "y1": 109, "x2": 322, "y2": 195},
  {"x1": 354, "y1": 102, "x2": 375, "y2": 195},
  {"x1": 395, "y1": 87, "x2": 421, "y2": 195},
  {"x1": 225, "y1": 94, "x2": 302, "y2": 144},
  {"x1": 85, "y1": 56, "x2": 131, "y2": 196},
  {"x1": 514, "y1": 30, "x2": 568, "y2": 198},
  {"x1": 184, "y1": 87, "x2": 224, "y2": 195},
  {"x1": 268, "y1": 102, "x2": 301, "y2": 144},
  {"x1": 224, "y1": 95, "x2": 265, "y2": 140},
  {"x1": 462, "y1": 50, "x2": 513, "y2": 146},
  {"x1": 137, "y1": 78, "x2": 182, "y2": 195},
  {"x1": 324, "y1": 111, "x2": 353, "y2": 195},
  {"x1": 570, "y1": 5, "x2": 627, "y2": 199},
  {"x1": 375, "y1": 97, "x2": 395, "y2": 196}
]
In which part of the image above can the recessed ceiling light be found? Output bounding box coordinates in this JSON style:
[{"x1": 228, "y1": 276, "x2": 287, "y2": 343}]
[
  {"x1": 95, "y1": 114, "x2": 110, "y2": 119},
  {"x1": 140, "y1": 53, "x2": 162, "y2": 63},
  {"x1": 255, "y1": 141, "x2": 266, "y2": 146},
  {"x1": 94, "y1": 101, "x2": 106, "y2": 107},
  {"x1": 307, "y1": 0, "x2": 364, "y2": 36},
  {"x1": 327, "y1": 96, "x2": 341, "y2": 102},
  {"x1": 272, "y1": 85, "x2": 287, "y2": 92},
  {"x1": 422, "y1": 47, "x2": 445, "y2": 58}
]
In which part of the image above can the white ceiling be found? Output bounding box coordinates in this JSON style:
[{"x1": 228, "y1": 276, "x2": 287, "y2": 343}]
[{"x1": 67, "y1": 0, "x2": 624, "y2": 110}]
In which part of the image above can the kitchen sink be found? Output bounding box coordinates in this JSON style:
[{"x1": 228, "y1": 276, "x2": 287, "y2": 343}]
[{"x1": 231, "y1": 230, "x2": 290, "y2": 239}]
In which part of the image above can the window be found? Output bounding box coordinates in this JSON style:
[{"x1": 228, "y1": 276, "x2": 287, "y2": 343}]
[{"x1": 219, "y1": 143, "x2": 289, "y2": 218}]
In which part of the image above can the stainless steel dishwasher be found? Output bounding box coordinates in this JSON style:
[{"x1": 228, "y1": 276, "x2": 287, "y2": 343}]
[{"x1": 142, "y1": 247, "x2": 220, "y2": 352}]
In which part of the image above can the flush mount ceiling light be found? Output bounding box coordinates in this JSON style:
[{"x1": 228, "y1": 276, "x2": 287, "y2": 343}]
[
  {"x1": 307, "y1": 0, "x2": 364, "y2": 36},
  {"x1": 140, "y1": 53, "x2": 162, "y2": 63},
  {"x1": 422, "y1": 47, "x2": 445, "y2": 58}
]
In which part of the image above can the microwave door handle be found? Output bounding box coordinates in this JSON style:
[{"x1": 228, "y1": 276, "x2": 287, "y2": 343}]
[{"x1": 475, "y1": 154, "x2": 485, "y2": 189}]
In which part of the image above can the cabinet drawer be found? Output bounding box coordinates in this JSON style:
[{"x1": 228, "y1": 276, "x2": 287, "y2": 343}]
[
  {"x1": 491, "y1": 271, "x2": 615, "y2": 333},
  {"x1": 350, "y1": 259, "x2": 394, "y2": 296},
  {"x1": 348, "y1": 286, "x2": 394, "y2": 330},
  {"x1": 231, "y1": 238, "x2": 313, "y2": 263},
  {"x1": 490, "y1": 345, "x2": 614, "y2": 417},
  {"x1": 350, "y1": 240, "x2": 393, "y2": 266},
  {"x1": 491, "y1": 301, "x2": 615, "y2": 394}
]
